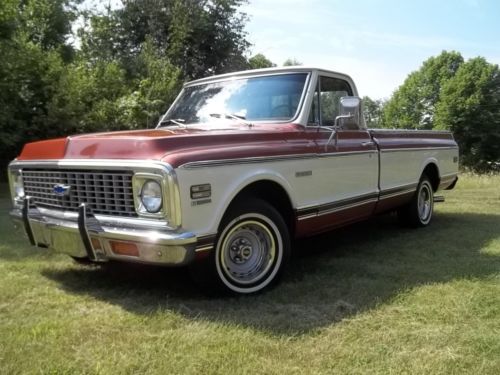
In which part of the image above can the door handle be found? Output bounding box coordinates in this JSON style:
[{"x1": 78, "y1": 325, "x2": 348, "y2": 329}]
[{"x1": 361, "y1": 141, "x2": 375, "y2": 147}]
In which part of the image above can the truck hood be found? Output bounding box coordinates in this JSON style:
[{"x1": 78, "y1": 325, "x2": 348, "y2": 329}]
[{"x1": 17, "y1": 124, "x2": 307, "y2": 168}]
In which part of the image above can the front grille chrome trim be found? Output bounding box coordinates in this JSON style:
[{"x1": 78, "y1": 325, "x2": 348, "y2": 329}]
[
  {"x1": 8, "y1": 159, "x2": 181, "y2": 228},
  {"x1": 22, "y1": 169, "x2": 136, "y2": 217}
]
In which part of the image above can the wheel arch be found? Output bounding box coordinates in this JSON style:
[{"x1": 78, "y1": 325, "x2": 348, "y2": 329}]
[
  {"x1": 222, "y1": 178, "x2": 296, "y2": 236},
  {"x1": 421, "y1": 160, "x2": 440, "y2": 192}
]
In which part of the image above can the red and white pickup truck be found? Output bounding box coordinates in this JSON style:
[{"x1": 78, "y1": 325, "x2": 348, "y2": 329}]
[{"x1": 8, "y1": 67, "x2": 459, "y2": 294}]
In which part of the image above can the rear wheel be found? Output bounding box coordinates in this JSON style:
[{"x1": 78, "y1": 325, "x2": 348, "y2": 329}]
[
  {"x1": 398, "y1": 176, "x2": 434, "y2": 227},
  {"x1": 190, "y1": 198, "x2": 290, "y2": 295}
]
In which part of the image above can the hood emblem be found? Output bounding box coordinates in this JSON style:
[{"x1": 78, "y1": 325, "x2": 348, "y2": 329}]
[{"x1": 53, "y1": 184, "x2": 71, "y2": 197}]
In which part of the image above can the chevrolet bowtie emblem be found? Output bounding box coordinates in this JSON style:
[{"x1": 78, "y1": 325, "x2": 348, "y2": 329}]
[{"x1": 53, "y1": 184, "x2": 71, "y2": 197}]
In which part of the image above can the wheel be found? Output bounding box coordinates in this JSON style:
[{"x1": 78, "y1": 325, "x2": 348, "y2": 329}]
[
  {"x1": 398, "y1": 175, "x2": 434, "y2": 227},
  {"x1": 190, "y1": 198, "x2": 290, "y2": 295}
]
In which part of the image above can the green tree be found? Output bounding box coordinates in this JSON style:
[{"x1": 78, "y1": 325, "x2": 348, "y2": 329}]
[
  {"x1": 118, "y1": 39, "x2": 182, "y2": 129},
  {"x1": 0, "y1": 0, "x2": 77, "y2": 166},
  {"x1": 362, "y1": 96, "x2": 384, "y2": 128},
  {"x1": 0, "y1": 0, "x2": 255, "y2": 173},
  {"x1": 79, "y1": 0, "x2": 250, "y2": 79},
  {"x1": 44, "y1": 59, "x2": 129, "y2": 135},
  {"x1": 0, "y1": 0, "x2": 19, "y2": 41},
  {"x1": 20, "y1": 0, "x2": 78, "y2": 56},
  {"x1": 283, "y1": 58, "x2": 302, "y2": 66},
  {"x1": 248, "y1": 53, "x2": 276, "y2": 69},
  {"x1": 77, "y1": 7, "x2": 125, "y2": 64},
  {"x1": 45, "y1": 39, "x2": 183, "y2": 134},
  {"x1": 383, "y1": 51, "x2": 464, "y2": 129},
  {"x1": 435, "y1": 58, "x2": 500, "y2": 170}
]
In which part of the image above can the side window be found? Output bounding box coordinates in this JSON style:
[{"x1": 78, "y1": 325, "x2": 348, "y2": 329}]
[{"x1": 319, "y1": 76, "x2": 352, "y2": 127}]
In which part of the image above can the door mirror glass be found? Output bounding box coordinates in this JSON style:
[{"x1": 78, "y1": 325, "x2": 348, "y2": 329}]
[{"x1": 338, "y1": 96, "x2": 362, "y2": 129}]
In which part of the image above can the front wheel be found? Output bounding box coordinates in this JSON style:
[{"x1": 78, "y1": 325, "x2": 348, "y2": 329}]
[
  {"x1": 190, "y1": 198, "x2": 290, "y2": 295},
  {"x1": 398, "y1": 176, "x2": 434, "y2": 227}
]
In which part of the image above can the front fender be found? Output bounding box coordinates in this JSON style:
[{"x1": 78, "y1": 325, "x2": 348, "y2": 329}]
[{"x1": 175, "y1": 165, "x2": 297, "y2": 237}]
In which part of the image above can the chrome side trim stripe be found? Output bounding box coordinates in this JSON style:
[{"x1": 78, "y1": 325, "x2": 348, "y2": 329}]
[
  {"x1": 319, "y1": 198, "x2": 379, "y2": 217},
  {"x1": 317, "y1": 150, "x2": 378, "y2": 158},
  {"x1": 296, "y1": 184, "x2": 419, "y2": 221},
  {"x1": 380, "y1": 146, "x2": 458, "y2": 153},
  {"x1": 378, "y1": 183, "x2": 417, "y2": 200},
  {"x1": 180, "y1": 146, "x2": 456, "y2": 169},
  {"x1": 297, "y1": 191, "x2": 379, "y2": 214},
  {"x1": 379, "y1": 188, "x2": 415, "y2": 200},
  {"x1": 180, "y1": 150, "x2": 377, "y2": 169},
  {"x1": 182, "y1": 153, "x2": 316, "y2": 168},
  {"x1": 296, "y1": 192, "x2": 379, "y2": 220}
]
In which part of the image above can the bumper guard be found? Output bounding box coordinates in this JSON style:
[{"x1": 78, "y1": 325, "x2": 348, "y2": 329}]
[{"x1": 13, "y1": 197, "x2": 198, "y2": 266}]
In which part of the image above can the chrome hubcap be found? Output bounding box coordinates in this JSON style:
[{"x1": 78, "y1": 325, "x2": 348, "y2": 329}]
[
  {"x1": 220, "y1": 220, "x2": 276, "y2": 285},
  {"x1": 418, "y1": 183, "x2": 432, "y2": 221},
  {"x1": 230, "y1": 237, "x2": 254, "y2": 264}
]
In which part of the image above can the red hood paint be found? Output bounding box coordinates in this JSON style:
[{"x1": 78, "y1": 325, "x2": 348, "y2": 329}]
[{"x1": 17, "y1": 123, "x2": 314, "y2": 168}]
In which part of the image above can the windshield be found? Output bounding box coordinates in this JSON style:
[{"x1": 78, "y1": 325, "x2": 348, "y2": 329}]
[{"x1": 161, "y1": 73, "x2": 308, "y2": 125}]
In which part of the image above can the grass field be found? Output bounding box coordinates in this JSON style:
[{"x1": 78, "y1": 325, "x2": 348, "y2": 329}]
[{"x1": 0, "y1": 174, "x2": 499, "y2": 374}]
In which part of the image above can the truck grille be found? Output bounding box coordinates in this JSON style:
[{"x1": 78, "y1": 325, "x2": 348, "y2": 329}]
[{"x1": 22, "y1": 169, "x2": 137, "y2": 217}]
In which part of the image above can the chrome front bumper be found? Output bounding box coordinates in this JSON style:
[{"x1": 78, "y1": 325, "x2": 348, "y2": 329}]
[{"x1": 11, "y1": 198, "x2": 198, "y2": 266}]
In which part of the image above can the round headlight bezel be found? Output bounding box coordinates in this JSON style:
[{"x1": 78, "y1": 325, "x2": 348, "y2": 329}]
[{"x1": 140, "y1": 179, "x2": 163, "y2": 213}]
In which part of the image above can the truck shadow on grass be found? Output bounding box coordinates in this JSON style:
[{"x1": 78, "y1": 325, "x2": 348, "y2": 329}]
[{"x1": 42, "y1": 211, "x2": 500, "y2": 336}]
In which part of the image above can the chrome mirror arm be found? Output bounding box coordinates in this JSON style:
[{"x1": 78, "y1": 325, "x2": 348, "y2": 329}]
[{"x1": 325, "y1": 114, "x2": 353, "y2": 150}]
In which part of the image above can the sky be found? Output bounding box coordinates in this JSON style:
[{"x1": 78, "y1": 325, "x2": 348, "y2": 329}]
[{"x1": 241, "y1": 0, "x2": 500, "y2": 99}]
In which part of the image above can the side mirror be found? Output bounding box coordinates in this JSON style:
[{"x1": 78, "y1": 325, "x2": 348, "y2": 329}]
[
  {"x1": 336, "y1": 96, "x2": 361, "y2": 130},
  {"x1": 326, "y1": 96, "x2": 362, "y2": 149}
]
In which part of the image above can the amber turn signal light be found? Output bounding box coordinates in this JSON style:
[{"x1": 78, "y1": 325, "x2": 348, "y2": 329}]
[{"x1": 110, "y1": 241, "x2": 139, "y2": 257}]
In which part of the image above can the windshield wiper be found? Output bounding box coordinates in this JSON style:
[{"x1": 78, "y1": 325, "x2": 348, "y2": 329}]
[
  {"x1": 159, "y1": 118, "x2": 186, "y2": 128},
  {"x1": 209, "y1": 113, "x2": 253, "y2": 127}
]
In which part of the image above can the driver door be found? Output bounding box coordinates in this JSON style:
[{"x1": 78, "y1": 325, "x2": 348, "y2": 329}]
[{"x1": 300, "y1": 74, "x2": 379, "y2": 233}]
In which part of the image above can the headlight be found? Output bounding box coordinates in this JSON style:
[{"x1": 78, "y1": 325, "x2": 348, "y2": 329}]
[
  {"x1": 8, "y1": 168, "x2": 24, "y2": 206},
  {"x1": 140, "y1": 180, "x2": 162, "y2": 213},
  {"x1": 13, "y1": 172, "x2": 24, "y2": 198},
  {"x1": 132, "y1": 171, "x2": 177, "y2": 225}
]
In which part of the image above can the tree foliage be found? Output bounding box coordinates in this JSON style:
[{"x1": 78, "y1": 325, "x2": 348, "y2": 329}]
[
  {"x1": 382, "y1": 51, "x2": 500, "y2": 171},
  {"x1": 0, "y1": 0, "x2": 77, "y2": 165},
  {"x1": 79, "y1": 0, "x2": 250, "y2": 79},
  {"x1": 2, "y1": 2, "x2": 499, "y2": 174},
  {"x1": 283, "y1": 58, "x2": 302, "y2": 66},
  {"x1": 362, "y1": 96, "x2": 384, "y2": 128},
  {"x1": 435, "y1": 58, "x2": 500, "y2": 171},
  {"x1": 0, "y1": 0, "x2": 251, "y2": 170},
  {"x1": 383, "y1": 51, "x2": 464, "y2": 130},
  {"x1": 248, "y1": 53, "x2": 276, "y2": 69},
  {"x1": 45, "y1": 40, "x2": 182, "y2": 135}
]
